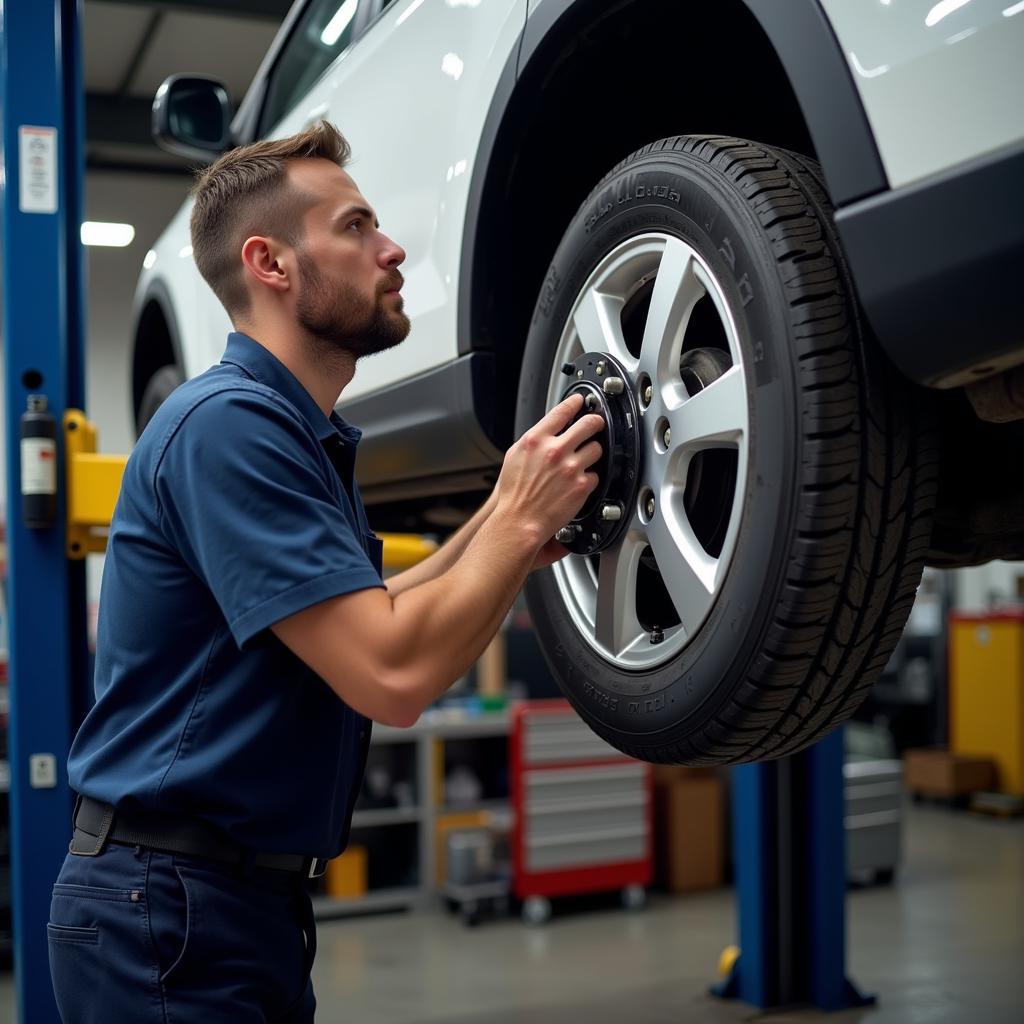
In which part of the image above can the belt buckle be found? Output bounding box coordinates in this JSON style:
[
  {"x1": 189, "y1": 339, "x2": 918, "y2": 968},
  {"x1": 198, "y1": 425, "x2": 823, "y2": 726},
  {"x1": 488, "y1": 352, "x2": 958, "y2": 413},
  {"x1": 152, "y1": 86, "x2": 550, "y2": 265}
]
[{"x1": 307, "y1": 857, "x2": 328, "y2": 880}]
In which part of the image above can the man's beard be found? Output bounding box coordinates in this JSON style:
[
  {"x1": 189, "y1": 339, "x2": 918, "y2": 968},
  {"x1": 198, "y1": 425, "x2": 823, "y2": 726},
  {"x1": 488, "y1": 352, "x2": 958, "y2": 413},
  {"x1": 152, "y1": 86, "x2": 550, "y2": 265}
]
[{"x1": 295, "y1": 252, "x2": 411, "y2": 360}]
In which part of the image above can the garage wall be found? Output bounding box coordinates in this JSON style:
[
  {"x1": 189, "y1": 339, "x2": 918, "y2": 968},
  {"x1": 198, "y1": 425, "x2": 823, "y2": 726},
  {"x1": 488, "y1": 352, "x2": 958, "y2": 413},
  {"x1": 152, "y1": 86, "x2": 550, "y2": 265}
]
[{"x1": 953, "y1": 560, "x2": 1024, "y2": 613}]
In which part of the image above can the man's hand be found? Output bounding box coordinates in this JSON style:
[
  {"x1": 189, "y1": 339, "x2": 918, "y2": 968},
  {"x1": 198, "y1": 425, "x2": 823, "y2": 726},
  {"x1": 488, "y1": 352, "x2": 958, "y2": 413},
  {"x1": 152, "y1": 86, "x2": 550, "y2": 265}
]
[{"x1": 495, "y1": 394, "x2": 605, "y2": 547}]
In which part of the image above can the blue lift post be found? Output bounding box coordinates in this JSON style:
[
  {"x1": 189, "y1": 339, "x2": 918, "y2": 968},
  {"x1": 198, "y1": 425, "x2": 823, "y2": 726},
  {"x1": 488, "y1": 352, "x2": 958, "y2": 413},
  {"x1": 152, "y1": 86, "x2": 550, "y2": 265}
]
[
  {"x1": 1, "y1": 1, "x2": 87, "y2": 1021},
  {"x1": 714, "y1": 729, "x2": 876, "y2": 1012}
]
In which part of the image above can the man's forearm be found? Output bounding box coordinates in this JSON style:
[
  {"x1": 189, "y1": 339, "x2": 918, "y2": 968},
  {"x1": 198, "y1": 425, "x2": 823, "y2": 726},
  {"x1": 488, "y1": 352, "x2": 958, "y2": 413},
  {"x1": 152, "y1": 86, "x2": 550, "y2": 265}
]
[
  {"x1": 384, "y1": 489, "x2": 498, "y2": 596},
  {"x1": 380, "y1": 509, "x2": 538, "y2": 713}
]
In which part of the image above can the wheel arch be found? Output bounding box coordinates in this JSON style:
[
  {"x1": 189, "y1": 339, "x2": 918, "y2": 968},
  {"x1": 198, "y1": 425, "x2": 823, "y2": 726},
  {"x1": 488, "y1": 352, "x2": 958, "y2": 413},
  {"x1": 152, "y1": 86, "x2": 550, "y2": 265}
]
[
  {"x1": 131, "y1": 278, "x2": 185, "y2": 435},
  {"x1": 459, "y1": 0, "x2": 886, "y2": 449}
]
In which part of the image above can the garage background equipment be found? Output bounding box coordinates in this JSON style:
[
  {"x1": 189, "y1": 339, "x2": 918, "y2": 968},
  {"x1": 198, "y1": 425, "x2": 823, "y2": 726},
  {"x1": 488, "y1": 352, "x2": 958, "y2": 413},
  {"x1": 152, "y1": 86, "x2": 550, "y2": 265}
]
[
  {"x1": 2, "y1": 2, "x2": 86, "y2": 1019},
  {"x1": 949, "y1": 609, "x2": 1024, "y2": 795},
  {"x1": 510, "y1": 700, "x2": 652, "y2": 924},
  {"x1": 713, "y1": 731, "x2": 874, "y2": 1012},
  {"x1": 844, "y1": 757, "x2": 902, "y2": 886}
]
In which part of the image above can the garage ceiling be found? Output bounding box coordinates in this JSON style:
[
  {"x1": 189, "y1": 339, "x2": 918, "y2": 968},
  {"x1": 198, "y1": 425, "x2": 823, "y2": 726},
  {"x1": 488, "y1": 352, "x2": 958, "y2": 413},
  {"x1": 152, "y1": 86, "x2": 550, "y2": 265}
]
[{"x1": 84, "y1": 0, "x2": 291, "y2": 174}]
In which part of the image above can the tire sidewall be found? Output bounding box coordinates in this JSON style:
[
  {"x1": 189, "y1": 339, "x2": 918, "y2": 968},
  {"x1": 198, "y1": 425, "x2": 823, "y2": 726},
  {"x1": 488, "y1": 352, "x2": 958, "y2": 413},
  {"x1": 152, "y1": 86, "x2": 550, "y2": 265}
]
[
  {"x1": 137, "y1": 364, "x2": 184, "y2": 437},
  {"x1": 517, "y1": 150, "x2": 802, "y2": 747}
]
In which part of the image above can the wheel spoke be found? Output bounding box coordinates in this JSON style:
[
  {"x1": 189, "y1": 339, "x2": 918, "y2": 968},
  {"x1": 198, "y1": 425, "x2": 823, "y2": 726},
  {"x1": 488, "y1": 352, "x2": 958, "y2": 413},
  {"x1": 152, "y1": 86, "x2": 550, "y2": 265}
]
[
  {"x1": 644, "y1": 499, "x2": 717, "y2": 638},
  {"x1": 549, "y1": 231, "x2": 748, "y2": 670},
  {"x1": 594, "y1": 530, "x2": 646, "y2": 657},
  {"x1": 573, "y1": 289, "x2": 632, "y2": 368},
  {"x1": 637, "y1": 237, "x2": 705, "y2": 384},
  {"x1": 666, "y1": 365, "x2": 746, "y2": 450}
]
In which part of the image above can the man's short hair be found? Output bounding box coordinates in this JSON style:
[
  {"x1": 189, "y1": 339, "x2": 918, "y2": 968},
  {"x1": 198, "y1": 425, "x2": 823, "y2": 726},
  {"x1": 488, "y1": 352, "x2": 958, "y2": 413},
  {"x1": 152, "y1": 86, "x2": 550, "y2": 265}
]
[{"x1": 189, "y1": 120, "x2": 351, "y2": 319}]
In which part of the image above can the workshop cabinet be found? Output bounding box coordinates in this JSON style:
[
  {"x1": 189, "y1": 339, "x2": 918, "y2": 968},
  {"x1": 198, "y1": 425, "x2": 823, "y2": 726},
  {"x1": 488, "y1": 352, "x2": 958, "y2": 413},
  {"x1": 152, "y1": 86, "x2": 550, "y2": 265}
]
[{"x1": 949, "y1": 611, "x2": 1024, "y2": 795}]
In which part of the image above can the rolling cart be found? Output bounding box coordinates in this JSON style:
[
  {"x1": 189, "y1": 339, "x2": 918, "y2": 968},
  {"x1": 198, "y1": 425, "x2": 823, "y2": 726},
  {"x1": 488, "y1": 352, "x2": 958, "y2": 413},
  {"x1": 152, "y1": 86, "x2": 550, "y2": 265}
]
[{"x1": 510, "y1": 700, "x2": 652, "y2": 923}]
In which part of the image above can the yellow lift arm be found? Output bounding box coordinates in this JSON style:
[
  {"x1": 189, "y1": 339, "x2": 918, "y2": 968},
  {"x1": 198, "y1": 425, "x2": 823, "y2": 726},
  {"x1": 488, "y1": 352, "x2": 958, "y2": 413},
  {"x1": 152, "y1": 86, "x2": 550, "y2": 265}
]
[{"x1": 63, "y1": 410, "x2": 437, "y2": 570}]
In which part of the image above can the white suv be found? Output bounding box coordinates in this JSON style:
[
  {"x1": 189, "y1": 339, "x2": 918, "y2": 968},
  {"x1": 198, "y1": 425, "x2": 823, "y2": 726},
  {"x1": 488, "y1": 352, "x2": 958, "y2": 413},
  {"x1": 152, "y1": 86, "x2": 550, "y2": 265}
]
[{"x1": 133, "y1": 0, "x2": 1024, "y2": 764}]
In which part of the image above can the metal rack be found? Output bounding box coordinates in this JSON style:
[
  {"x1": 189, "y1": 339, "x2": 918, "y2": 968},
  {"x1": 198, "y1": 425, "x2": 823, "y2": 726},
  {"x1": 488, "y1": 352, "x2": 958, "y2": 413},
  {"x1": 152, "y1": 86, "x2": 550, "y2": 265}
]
[
  {"x1": 510, "y1": 700, "x2": 652, "y2": 923},
  {"x1": 312, "y1": 710, "x2": 511, "y2": 920}
]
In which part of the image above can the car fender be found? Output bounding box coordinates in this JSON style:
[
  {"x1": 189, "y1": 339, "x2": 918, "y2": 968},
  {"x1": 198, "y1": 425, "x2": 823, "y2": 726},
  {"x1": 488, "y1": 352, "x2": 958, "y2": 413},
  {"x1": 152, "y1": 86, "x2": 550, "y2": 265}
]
[{"x1": 459, "y1": 0, "x2": 888, "y2": 362}]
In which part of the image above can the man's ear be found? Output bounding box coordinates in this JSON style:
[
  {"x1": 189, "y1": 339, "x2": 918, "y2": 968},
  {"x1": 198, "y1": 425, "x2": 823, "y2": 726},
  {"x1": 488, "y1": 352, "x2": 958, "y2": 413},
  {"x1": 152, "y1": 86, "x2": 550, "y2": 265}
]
[{"x1": 240, "y1": 235, "x2": 292, "y2": 294}]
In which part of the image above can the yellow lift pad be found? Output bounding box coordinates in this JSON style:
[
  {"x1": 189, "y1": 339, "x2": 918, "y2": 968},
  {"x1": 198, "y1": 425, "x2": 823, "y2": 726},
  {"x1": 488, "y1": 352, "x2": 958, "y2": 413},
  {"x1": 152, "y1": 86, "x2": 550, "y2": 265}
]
[{"x1": 63, "y1": 409, "x2": 437, "y2": 570}]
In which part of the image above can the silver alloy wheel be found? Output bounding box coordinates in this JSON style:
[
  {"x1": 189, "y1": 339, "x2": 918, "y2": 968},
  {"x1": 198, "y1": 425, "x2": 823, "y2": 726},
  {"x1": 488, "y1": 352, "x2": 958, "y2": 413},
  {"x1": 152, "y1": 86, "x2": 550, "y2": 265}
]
[{"x1": 545, "y1": 233, "x2": 750, "y2": 670}]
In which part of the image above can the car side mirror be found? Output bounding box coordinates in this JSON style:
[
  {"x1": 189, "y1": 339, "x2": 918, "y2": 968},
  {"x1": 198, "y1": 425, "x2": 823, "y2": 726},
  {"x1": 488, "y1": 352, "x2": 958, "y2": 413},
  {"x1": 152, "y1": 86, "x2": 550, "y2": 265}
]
[{"x1": 152, "y1": 74, "x2": 233, "y2": 162}]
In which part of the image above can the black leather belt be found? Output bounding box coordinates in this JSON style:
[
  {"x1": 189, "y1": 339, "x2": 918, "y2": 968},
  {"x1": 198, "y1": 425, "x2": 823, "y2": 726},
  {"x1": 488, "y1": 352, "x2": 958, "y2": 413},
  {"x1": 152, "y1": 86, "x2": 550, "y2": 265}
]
[{"x1": 71, "y1": 795, "x2": 328, "y2": 879}]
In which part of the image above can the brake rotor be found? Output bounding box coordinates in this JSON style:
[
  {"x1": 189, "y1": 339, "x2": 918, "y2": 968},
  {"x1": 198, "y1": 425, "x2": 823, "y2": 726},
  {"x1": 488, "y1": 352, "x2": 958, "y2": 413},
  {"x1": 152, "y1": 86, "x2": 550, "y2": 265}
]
[{"x1": 555, "y1": 351, "x2": 643, "y2": 555}]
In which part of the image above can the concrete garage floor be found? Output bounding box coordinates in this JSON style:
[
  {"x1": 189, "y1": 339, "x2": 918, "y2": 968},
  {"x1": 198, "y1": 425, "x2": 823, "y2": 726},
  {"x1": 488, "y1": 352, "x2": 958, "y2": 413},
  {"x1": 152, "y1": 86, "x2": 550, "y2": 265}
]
[{"x1": 2, "y1": 804, "x2": 1020, "y2": 1022}]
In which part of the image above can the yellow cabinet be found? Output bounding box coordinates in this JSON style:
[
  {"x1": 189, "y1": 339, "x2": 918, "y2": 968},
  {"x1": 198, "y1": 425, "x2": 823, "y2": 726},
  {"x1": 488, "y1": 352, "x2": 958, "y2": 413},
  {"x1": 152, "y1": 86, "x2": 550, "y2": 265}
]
[{"x1": 950, "y1": 612, "x2": 1024, "y2": 795}]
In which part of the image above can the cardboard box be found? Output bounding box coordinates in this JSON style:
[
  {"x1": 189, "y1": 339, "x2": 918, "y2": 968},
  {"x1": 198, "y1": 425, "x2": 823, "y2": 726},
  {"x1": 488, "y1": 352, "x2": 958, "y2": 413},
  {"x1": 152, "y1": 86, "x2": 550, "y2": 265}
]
[
  {"x1": 903, "y1": 748, "x2": 997, "y2": 797},
  {"x1": 654, "y1": 776, "x2": 725, "y2": 893}
]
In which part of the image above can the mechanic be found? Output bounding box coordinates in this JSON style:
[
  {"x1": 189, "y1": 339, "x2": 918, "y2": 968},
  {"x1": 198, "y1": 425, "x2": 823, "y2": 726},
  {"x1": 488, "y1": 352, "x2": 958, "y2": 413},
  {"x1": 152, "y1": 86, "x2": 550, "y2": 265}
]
[{"x1": 47, "y1": 121, "x2": 605, "y2": 1023}]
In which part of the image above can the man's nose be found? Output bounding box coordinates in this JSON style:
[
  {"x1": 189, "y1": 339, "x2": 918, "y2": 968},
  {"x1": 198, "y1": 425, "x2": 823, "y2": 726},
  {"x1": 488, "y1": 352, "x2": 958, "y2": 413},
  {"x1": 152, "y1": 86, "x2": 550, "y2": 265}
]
[{"x1": 378, "y1": 233, "x2": 406, "y2": 269}]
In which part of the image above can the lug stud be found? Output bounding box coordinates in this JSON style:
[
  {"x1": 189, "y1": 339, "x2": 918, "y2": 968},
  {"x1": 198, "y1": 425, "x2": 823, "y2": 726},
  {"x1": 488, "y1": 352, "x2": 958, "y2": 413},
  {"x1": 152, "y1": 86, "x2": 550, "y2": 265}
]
[
  {"x1": 596, "y1": 360, "x2": 606, "y2": 376},
  {"x1": 645, "y1": 497, "x2": 655, "y2": 519},
  {"x1": 555, "y1": 526, "x2": 576, "y2": 544},
  {"x1": 643, "y1": 384, "x2": 652, "y2": 405},
  {"x1": 584, "y1": 394, "x2": 600, "y2": 412},
  {"x1": 600, "y1": 503, "x2": 622, "y2": 522},
  {"x1": 602, "y1": 376, "x2": 624, "y2": 395}
]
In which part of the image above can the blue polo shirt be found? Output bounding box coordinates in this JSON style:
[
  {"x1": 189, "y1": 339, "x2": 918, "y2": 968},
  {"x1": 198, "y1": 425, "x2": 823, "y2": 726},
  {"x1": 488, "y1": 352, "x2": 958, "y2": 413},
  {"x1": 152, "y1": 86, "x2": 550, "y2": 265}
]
[{"x1": 68, "y1": 332, "x2": 385, "y2": 858}]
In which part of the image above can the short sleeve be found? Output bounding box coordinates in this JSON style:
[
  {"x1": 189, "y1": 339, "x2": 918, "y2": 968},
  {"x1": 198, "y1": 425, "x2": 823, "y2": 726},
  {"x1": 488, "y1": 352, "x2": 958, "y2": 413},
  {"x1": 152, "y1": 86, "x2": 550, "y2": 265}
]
[{"x1": 154, "y1": 387, "x2": 384, "y2": 649}]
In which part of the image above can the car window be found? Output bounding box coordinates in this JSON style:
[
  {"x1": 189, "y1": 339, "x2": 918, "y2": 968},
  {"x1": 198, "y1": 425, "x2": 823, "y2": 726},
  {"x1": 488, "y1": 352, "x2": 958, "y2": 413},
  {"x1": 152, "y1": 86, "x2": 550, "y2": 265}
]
[{"x1": 260, "y1": 0, "x2": 363, "y2": 134}]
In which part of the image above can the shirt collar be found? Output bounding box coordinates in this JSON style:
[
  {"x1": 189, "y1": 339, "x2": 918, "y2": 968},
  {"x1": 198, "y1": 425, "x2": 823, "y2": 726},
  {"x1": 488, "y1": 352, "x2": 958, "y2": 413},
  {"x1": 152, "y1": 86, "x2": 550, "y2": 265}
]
[{"x1": 220, "y1": 332, "x2": 362, "y2": 446}]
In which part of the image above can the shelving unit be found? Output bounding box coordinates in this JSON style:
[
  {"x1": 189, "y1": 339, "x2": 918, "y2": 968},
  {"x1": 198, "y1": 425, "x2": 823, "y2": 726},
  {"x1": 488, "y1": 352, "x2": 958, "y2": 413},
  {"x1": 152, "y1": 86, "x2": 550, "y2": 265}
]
[{"x1": 311, "y1": 710, "x2": 511, "y2": 920}]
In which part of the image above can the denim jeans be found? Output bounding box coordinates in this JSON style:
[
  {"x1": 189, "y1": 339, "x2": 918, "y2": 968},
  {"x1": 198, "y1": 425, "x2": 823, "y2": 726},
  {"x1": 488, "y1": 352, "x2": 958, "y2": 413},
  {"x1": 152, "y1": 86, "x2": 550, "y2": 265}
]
[{"x1": 48, "y1": 842, "x2": 316, "y2": 1023}]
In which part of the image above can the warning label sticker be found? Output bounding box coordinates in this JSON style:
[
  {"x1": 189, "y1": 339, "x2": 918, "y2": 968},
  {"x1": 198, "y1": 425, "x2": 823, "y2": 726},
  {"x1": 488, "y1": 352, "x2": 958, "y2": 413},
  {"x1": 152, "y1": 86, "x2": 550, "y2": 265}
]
[
  {"x1": 19, "y1": 125, "x2": 58, "y2": 214},
  {"x1": 21, "y1": 437, "x2": 57, "y2": 495}
]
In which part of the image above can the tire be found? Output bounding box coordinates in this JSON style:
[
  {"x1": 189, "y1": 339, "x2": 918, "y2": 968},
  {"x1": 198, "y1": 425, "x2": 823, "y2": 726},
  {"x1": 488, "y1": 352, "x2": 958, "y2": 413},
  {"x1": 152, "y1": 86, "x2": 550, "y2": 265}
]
[
  {"x1": 137, "y1": 364, "x2": 184, "y2": 436},
  {"x1": 516, "y1": 136, "x2": 937, "y2": 765}
]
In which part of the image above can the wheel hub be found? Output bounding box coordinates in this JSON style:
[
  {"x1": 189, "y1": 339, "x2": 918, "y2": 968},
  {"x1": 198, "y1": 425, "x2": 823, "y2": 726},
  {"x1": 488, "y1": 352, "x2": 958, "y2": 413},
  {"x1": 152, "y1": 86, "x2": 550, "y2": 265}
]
[{"x1": 556, "y1": 351, "x2": 643, "y2": 555}]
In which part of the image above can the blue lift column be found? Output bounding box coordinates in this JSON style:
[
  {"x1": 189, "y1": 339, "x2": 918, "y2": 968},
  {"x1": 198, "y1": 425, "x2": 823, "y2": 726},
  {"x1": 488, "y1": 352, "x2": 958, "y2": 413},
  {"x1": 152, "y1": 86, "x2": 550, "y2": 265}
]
[
  {"x1": 1, "y1": 1, "x2": 87, "y2": 1021},
  {"x1": 714, "y1": 729, "x2": 876, "y2": 1012}
]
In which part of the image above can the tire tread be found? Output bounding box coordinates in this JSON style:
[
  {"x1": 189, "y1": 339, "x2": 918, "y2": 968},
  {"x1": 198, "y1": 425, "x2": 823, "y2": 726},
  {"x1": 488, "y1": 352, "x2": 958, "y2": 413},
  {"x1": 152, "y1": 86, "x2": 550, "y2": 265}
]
[{"x1": 605, "y1": 136, "x2": 939, "y2": 764}]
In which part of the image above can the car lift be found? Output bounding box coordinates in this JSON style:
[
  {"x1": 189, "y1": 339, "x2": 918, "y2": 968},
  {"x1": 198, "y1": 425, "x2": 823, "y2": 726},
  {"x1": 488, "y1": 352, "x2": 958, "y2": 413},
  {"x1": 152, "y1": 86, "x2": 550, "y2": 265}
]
[
  {"x1": 714, "y1": 735, "x2": 876, "y2": 1012},
  {"x1": 2, "y1": 4, "x2": 875, "y2": 1021}
]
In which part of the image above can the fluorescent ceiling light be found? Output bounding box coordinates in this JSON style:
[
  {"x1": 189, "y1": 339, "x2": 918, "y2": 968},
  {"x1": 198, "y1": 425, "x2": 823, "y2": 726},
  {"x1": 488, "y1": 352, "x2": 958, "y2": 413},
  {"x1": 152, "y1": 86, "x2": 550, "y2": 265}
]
[
  {"x1": 321, "y1": 0, "x2": 358, "y2": 45},
  {"x1": 81, "y1": 221, "x2": 135, "y2": 247}
]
